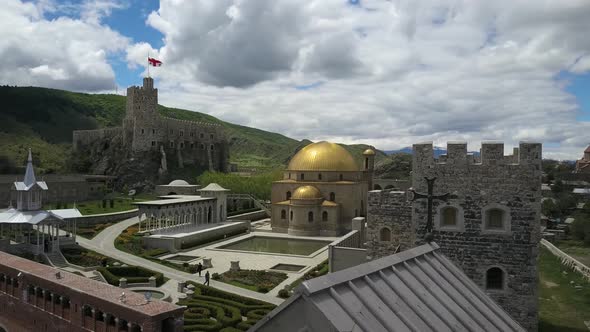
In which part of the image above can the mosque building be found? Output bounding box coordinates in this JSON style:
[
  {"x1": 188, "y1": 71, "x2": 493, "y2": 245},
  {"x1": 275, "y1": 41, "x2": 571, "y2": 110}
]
[{"x1": 271, "y1": 141, "x2": 375, "y2": 236}]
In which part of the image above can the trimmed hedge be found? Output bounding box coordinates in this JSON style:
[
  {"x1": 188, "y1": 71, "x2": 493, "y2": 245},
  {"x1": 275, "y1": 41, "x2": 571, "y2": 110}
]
[
  {"x1": 179, "y1": 282, "x2": 275, "y2": 331},
  {"x1": 97, "y1": 265, "x2": 165, "y2": 286}
]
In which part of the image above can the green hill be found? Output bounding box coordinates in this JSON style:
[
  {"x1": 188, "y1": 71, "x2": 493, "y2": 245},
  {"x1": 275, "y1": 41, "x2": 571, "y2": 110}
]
[{"x1": 0, "y1": 85, "x2": 383, "y2": 175}]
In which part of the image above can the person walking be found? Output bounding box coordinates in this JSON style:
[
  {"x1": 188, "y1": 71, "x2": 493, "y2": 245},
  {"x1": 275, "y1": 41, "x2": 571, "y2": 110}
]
[
  {"x1": 197, "y1": 262, "x2": 203, "y2": 277},
  {"x1": 204, "y1": 271, "x2": 210, "y2": 286}
]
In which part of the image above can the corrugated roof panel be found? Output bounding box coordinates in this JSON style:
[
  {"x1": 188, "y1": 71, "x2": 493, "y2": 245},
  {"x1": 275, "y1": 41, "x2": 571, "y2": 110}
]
[{"x1": 251, "y1": 243, "x2": 525, "y2": 332}]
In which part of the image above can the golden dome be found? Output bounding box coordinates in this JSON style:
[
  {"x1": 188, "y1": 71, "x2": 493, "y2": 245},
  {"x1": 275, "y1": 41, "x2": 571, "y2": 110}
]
[
  {"x1": 292, "y1": 185, "x2": 323, "y2": 200},
  {"x1": 363, "y1": 148, "x2": 376, "y2": 156},
  {"x1": 287, "y1": 141, "x2": 358, "y2": 171}
]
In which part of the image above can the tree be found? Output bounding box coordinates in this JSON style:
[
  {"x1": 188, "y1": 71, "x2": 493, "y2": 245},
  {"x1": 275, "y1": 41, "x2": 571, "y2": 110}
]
[{"x1": 541, "y1": 199, "x2": 559, "y2": 218}]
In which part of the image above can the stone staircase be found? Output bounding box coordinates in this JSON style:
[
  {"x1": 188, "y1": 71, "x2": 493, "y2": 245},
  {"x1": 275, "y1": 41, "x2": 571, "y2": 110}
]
[
  {"x1": 45, "y1": 251, "x2": 68, "y2": 268},
  {"x1": 88, "y1": 271, "x2": 107, "y2": 283}
]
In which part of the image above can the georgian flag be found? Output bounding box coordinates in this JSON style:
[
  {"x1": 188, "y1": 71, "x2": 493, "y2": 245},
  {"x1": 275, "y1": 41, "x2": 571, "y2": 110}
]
[{"x1": 148, "y1": 57, "x2": 162, "y2": 67}]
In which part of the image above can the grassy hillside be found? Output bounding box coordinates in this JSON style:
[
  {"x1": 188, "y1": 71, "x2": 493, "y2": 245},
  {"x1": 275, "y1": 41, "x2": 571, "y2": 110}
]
[{"x1": 0, "y1": 85, "x2": 383, "y2": 174}]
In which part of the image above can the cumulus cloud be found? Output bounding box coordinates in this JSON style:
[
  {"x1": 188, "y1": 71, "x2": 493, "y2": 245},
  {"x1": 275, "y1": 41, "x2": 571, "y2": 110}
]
[
  {"x1": 139, "y1": 0, "x2": 590, "y2": 159},
  {"x1": 0, "y1": 0, "x2": 128, "y2": 91}
]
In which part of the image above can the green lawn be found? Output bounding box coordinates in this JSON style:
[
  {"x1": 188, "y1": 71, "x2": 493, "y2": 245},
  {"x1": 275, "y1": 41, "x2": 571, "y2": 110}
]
[
  {"x1": 539, "y1": 246, "x2": 590, "y2": 331},
  {"x1": 555, "y1": 240, "x2": 590, "y2": 267}
]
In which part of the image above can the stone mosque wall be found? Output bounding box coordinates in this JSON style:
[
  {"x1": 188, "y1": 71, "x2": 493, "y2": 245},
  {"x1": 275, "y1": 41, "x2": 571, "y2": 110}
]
[{"x1": 367, "y1": 141, "x2": 542, "y2": 331}]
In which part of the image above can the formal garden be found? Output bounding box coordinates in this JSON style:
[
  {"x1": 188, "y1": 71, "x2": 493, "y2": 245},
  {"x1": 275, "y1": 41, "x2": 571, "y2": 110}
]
[
  {"x1": 97, "y1": 265, "x2": 166, "y2": 287},
  {"x1": 278, "y1": 260, "x2": 329, "y2": 298},
  {"x1": 114, "y1": 223, "x2": 201, "y2": 273},
  {"x1": 61, "y1": 245, "x2": 115, "y2": 267},
  {"x1": 212, "y1": 269, "x2": 288, "y2": 293},
  {"x1": 179, "y1": 282, "x2": 276, "y2": 331}
]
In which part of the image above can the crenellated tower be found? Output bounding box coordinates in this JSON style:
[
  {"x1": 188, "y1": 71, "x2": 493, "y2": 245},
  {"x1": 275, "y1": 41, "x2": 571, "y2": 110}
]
[{"x1": 367, "y1": 141, "x2": 541, "y2": 331}]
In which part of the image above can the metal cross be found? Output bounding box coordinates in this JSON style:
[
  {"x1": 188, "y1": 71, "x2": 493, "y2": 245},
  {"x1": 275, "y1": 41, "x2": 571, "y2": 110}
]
[{"x1": 410, "y1": 177, "x2": 450, "y2": 242}]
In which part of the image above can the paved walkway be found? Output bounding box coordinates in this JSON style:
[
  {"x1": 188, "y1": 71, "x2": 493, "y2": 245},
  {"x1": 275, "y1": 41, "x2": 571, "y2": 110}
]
[{"x1": 76, "y1": 217, "x2": 284, "y2": 305}]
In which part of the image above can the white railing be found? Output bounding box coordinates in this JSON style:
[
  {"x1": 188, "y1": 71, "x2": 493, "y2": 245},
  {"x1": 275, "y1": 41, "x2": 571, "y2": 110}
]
[{"x1": 541, "y1": 239, "x2": 590, "y2": 281}]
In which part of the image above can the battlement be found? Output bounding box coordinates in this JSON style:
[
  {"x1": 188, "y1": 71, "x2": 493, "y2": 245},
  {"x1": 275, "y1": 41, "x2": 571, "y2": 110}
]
[
  {"x1": 413, "y1": 141, "x2": 542, "y2": 167},
  {"x1": 162, "y1": 116, "x2": 223, "y2": 129}
]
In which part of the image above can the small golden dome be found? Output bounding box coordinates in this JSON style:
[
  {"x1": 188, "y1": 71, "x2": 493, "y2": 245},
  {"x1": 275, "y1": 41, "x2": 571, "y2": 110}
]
[
  {"x1": 287, "y1": 141, "x2": 358, "y2": 171},
  {"x1": 363, "y1": 148, "x2": 376, "y2": 156},
  {"x1": 292, "y1": 185, "x2": 323, "y2": 200}
]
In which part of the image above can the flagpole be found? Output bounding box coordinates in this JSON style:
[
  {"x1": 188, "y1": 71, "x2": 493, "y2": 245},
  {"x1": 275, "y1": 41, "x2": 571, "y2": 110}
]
[{"x1": 147, "y1": 51, "x2": 150, "y2": 78}]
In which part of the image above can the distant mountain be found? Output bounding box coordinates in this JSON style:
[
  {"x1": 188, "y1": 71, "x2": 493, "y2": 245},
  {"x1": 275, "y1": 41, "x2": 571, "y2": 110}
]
[
  {"x1": 384, "y1": 146, "x2": 481, "y2": 158},
  {"x1": 384, "y1": 146, "x2": 448, "y2": 157}
]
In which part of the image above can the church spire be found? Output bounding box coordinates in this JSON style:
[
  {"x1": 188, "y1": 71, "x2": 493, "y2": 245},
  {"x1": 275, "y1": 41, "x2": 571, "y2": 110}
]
[{"x1": 23, "y1": 148, "x2": 36, "y2": 187}]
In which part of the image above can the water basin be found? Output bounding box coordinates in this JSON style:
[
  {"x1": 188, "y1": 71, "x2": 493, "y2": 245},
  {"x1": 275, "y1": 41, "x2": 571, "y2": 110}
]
[{"x1": 218, "y1": 236, "x2": 331, "y2": 256}]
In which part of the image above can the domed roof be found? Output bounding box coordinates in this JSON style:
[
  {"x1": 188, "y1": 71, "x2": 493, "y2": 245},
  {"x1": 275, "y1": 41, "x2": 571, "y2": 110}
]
[
  {"x1": 292, "y1": 185, "x2": 323, "y2": 200},
  {"x1": 287, "y1": 141, "x2": 358, "y2": 171},
  {"x1": 168, "y1": 179, "x2": 190, "y2": 186},
  {"x1": 363, "y1": 148, "x2": 376, "y2": 156}
]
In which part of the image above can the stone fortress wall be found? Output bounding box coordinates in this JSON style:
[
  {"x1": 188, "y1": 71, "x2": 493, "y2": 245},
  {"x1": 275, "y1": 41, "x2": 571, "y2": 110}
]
[
  {"x1": 367, "y1": 141, "x2": 542, "y2": 331},
  {"x1": 73, "y1": 77, "x2": 228, "y2": 172}
]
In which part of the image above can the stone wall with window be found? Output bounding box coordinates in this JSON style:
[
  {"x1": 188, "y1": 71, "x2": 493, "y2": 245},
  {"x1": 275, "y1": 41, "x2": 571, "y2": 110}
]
[
  {"x1": 367, "y1": 141, "x2": 541, "y2": 331},
  {"x1": 365, "y1": 190, "x2": 413, "y2": 259}
]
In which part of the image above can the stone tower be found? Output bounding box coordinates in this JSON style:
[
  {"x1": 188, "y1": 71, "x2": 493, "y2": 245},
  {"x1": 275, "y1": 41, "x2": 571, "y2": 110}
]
[
  {"x1": 123, "y1": 77, "x2": 159, "y2": 151},
  {"x1": 366, "y1": 141, "x2": 541, "y2": 331}
]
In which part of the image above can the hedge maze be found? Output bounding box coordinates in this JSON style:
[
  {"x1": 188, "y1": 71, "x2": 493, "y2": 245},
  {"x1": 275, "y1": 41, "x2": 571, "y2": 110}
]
[{"x1": 179, "y1": 282, "x2": 275, "y2": 331}]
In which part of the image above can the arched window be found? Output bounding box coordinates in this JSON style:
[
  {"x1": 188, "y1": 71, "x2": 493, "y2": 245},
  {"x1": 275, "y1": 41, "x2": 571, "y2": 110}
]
[
  {"x1": 288, "y1": 173, "x2": 291, "y2": 179},
  {"x1": 365, "y1": 157, "x2": 369, "y2": 169},
  {"x1": 486, "y1": 267, "x2": 504, "y2": 290},
  {"x1": 322, "y1": 211, "x2": 328, "y2": 221},
  {"x1": 339, "y1": 174, "x2": 343, "y2": 181},
  {"x1": 486, "y1": 209, "x2": 504, "y2": 229},
  {"x1": 281, "y1": 210, "x2": 286, "y2": 219},
  {"x1": 380, "y1": 228, "x2": 391, "y2": 241},
  {"x1": 318, "y1": 173, "x2": 322, "y2": 180},
  {"x1": 374, "y1": 184, "x2": 382, "y2": 190},
  {"x1": 290, "y1": 211, "x2": 293, "y2": 221},
  {"x1": 210, "y1": 144, "x2": 215, "y2": 150},
  {"x1": 329, "y1": 192, "x2": 335, "y2": 201},
  {"x1": 300, "y1": 173, "x2": 305, "y2": 180},
  {"x1": 308, "y1": 211, "x2": 314, "y2": 223},
  {"x1": 441, "y1": 207, "x2": 458, "y2": 226},
  {"x1": 286, "y1": 191, "x2": 291, "y2": 200}
]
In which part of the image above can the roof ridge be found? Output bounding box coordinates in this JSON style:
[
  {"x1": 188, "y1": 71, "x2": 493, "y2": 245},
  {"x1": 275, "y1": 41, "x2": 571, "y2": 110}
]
[{"x1": 302, "y1": 243, "x2": 439, "y2": 294}]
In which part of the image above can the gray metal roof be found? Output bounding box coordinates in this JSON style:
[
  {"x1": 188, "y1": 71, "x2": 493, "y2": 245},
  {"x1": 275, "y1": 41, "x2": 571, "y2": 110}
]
[{"x1": 252, "y1": 242, "x2": 524, "y2": 332}]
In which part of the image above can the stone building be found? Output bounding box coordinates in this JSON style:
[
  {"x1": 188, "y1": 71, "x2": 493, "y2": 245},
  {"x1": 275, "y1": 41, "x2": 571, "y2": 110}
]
[
  {"x1": 0, "y1": 174, "x2": 112, "y2": 208},
  {"x1": 575, "y1": 145, "x2": 590, "y2": 173},
  {"x1": 0, "y1": 251, "x2": 183, "y2": 332},
  {"x1": 270, "y1": 141, "x2": 375, "y2": 236},
  {"x1": 366, "y1": 141, "x2": 541, "y2": 331},
  {"x1": 73, "y1": 77, "x2": 229, "y2": 172}
]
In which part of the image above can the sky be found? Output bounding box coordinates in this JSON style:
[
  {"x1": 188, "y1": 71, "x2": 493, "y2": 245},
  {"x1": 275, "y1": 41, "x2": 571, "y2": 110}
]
[{"x1": 2, "y1": 0, "x2": 590, "y2": 160}]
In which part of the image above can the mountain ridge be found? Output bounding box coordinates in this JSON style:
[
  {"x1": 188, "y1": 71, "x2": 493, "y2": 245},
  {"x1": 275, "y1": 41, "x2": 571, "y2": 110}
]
[{"x1": 0, "y1": 85, "x2": 383, "y2": 176}]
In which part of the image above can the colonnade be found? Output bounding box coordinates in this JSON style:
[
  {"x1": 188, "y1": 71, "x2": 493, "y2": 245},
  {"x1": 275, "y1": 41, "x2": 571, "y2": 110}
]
[
  {"x1": 0, "y1": 219, "x2": 76, "y2": 254},
  {"x1": 138, "y1": 203, "x2": 214, "y2": 234}
]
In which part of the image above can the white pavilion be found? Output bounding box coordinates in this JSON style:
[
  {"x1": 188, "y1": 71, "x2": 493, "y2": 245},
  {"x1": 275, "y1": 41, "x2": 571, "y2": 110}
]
[{"x1": 0, "y1": 149, "x2": 81, "y2": 256}]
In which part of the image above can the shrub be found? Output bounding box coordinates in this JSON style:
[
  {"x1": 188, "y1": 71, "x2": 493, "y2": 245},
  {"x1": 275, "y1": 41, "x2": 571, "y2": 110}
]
[
  {"x1": 97, "y1": 266, "x2": 165, "y2": 286},
  {"x1": 257, "y1": 286, "x2": 269, "y2": 293},
  {"x1": 278, "y1": 288, "x2": 290, "y2": 298},
  {"x1": 212, "y1": 272, "x2": 220, "y2": 280}
]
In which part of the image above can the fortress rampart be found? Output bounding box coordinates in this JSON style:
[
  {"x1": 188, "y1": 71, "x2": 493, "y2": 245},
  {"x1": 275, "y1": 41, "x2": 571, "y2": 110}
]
[{"x1": 367, "y1": 141, "x2": 541, "y2": 331}]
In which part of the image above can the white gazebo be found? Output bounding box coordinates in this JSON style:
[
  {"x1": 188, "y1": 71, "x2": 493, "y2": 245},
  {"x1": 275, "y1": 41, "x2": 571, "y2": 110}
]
[{"x1": 0, "y1": 149, "x2": 81, "y2": 255}]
